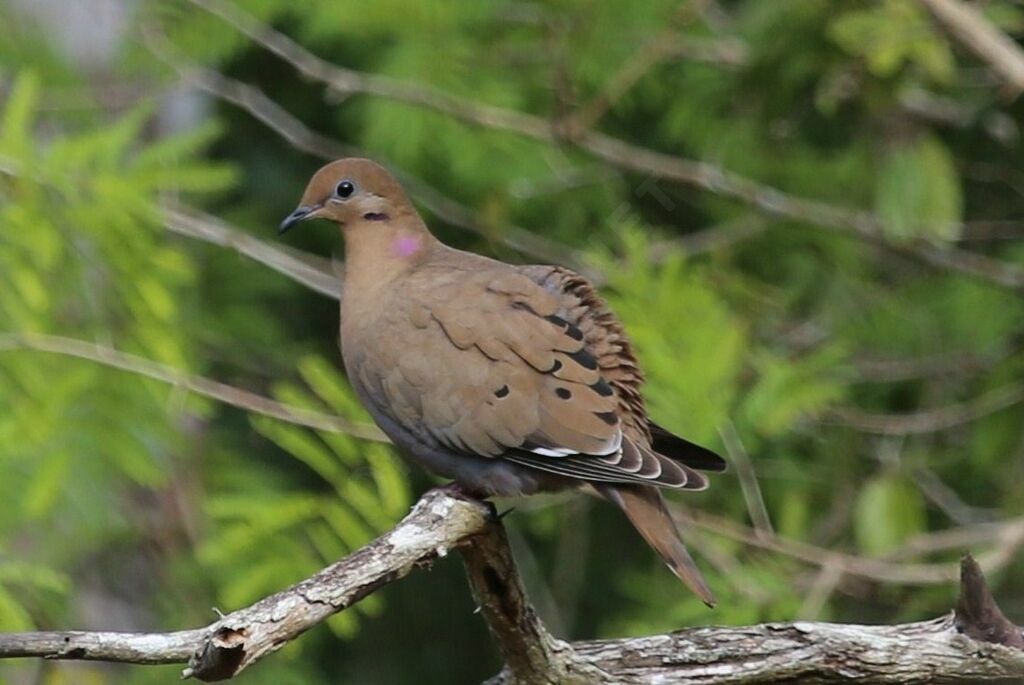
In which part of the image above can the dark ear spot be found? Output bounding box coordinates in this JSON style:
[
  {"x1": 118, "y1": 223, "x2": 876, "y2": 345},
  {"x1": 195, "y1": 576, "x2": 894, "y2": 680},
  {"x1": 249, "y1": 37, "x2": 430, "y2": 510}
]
[
  {"x1": 494, "y1": 385, "x2": 510, "y2": 398},
  {"x1": 363, "y1": 212, "x2": 389, "y2": 221}
]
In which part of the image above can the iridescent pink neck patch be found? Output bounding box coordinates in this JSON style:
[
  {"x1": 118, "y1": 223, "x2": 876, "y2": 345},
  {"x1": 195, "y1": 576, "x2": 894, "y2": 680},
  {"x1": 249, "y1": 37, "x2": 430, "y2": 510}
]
[{"x1": 393, "y1": 235, "x2": 422, "y2": 257}]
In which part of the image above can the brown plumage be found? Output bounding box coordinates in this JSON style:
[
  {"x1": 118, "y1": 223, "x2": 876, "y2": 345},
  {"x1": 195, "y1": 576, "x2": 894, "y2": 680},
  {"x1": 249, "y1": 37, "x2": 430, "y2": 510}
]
[{"x1": 280, "y1": 158, "x2": 726, "y2": 605}]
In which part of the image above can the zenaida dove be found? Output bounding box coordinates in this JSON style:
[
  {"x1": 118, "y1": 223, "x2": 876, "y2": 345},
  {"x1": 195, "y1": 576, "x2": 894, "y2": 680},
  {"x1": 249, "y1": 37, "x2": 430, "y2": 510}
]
[{"x1": 280, "y1": 158, "x2": 726, "y2": 606}]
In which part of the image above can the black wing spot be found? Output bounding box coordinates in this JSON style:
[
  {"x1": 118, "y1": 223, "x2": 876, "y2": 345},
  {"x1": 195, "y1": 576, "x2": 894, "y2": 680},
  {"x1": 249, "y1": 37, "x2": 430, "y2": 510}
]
[
  {"x1": 556, "y1": 387, "x2": 572, "y2": 400},
  {"x1": 591, "y1": 378, "x2": 614, "y2": 397},
  {"x1": 568, "y1": 349, "x2": 598, "y2": 370},
  {"x1": 545, "y1": 314, "x2": 569, "y2": 328},
  {"x1": 595, "y1": 411, "x2": 618, "y2": 426},
  {"x1": 548, "y1": 359, "x2": 563, "y2": 373},
  {"x1": 542, "y1": 312, "x2": 584, "y2": 341},
  {"x1": 494, "y1": 385, "x2": 510, "y2": 398}
]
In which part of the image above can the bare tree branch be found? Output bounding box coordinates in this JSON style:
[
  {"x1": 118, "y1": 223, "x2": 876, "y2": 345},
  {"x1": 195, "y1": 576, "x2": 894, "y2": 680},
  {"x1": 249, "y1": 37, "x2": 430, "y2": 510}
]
[
  {"x1": 852, "y1": 345, "x2": 1012, "y2": 383},
  {"x1": 719, "y1": 420, "x2": 774, "y2": 537},
  {"x1": 2, "y1": 490, "x2": 1022, "y2": 684},
  {"x1": 181, "y1": 0, "x2": 1024, "y2": 293},
  {"x1": 0, "y1": 332, "x2": 386, "y2": 442},
  {"x1": 920, "y1": 0, "x2": 1024, "y2": 98},
  {"x1": 660, "y1": 35, "x2": 749, "y2": 67},
  {"x1": 164, "y1": 205, "x2": 342, "y2": 299},
  {"x1": 911, "y1": 464, "x2": 996, "y2": 526},
  {"x1": 825, "y1": 383, "x2": 1024, "y2": 436},
  {"x1": 679, "y1": 507, "x2": 1024, "y2": 586},
  {"x1": 650, "y1": 215, "x2": 769, "y2": 259}
]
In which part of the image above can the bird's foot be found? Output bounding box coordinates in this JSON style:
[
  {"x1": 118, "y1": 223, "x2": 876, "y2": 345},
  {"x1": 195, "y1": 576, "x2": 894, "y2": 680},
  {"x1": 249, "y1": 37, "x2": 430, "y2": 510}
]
[
  {"x1": 495, "y1": 506, "x2": 516, "y2": 520},
  {"x1": 435, "y1": 481, "x2": 487, "y2": 500},
  {"x1": 434, "y1": 482, "x2": 506, "y2": 520}
]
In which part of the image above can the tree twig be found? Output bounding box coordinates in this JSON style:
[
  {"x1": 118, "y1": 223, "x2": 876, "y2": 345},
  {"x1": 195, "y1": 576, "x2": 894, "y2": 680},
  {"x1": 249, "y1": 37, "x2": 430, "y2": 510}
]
[
  {"x1": 920, "y1": 0, "x2": 1024, "y2": 98},
  {"x1": 650, "y1": 215, "x2": 769, "y2": 259},
  {"x1": 825, "y1": 383, "x2": 1024, "y2": 436},
  {"x1": 678, "y1": 506, "x2": 1024, "y2": 586},
  {"x1": 164, "y1": 205, "x2": 342, "y2": 298},
  {"x1": 0, "y1": 332, "x2": 386, "y2": 442},
  {"x1": 719, "y1": 420, "x2": 774, "y2": 537},
  {"x1": 852, "y1": 345, "x2": 1011, "y2": 383}
]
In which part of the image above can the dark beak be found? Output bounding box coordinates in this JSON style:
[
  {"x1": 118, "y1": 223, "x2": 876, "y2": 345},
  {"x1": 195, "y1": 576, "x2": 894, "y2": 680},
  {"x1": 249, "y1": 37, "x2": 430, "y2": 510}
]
[{"x1": 278, "y1": 204, "x2": 320, "y2": 234}]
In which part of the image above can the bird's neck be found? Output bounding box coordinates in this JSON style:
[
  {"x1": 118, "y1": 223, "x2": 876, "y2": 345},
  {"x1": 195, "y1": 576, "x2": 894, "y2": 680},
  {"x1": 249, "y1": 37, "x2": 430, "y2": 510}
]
[{"x1": 340, "y1": 214, "x2": 439, "y2": 296}]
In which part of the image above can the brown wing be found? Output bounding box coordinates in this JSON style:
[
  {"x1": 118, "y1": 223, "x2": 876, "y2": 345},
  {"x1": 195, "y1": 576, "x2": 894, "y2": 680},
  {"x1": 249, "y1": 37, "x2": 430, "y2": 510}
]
[{"x1": 418, "y1": 266, "x2": 623, "y2": 457}]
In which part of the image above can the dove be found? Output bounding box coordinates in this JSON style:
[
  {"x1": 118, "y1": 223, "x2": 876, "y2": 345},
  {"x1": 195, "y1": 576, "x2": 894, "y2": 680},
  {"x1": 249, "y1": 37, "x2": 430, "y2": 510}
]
[{"x1": 280, "y1": 158, "x2": 727, "y2": 605}]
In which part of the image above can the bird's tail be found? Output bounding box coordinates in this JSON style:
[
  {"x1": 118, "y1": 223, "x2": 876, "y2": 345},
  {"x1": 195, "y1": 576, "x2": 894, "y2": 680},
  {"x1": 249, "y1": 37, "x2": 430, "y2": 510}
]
[{"x1": 597, "y1": 483, "x2": 716, "y2": 607}]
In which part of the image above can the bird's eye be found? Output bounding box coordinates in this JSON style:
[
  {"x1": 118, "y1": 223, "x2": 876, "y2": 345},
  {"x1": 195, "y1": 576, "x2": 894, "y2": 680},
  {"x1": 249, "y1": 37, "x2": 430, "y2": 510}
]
[{"x1": 335, "y1": 180, "x2": 355, "y2": 199}]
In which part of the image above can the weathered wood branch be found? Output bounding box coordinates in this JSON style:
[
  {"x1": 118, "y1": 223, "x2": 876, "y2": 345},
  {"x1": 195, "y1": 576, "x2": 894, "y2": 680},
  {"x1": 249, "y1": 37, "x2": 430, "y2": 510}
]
[
  {"x1": 461, "y1": 512, "x2": 609, "y2": 685},
  {"x1": 559, "y1": 611, "x2": 1024, "y2": 684},
  {"x1": 0, "y1": 490, "x2": 1022, "y2": 683}
]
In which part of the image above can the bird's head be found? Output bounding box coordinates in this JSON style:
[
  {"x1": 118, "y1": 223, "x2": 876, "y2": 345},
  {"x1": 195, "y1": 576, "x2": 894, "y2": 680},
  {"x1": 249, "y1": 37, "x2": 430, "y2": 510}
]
[{"x1": 278, "y1": 158, "x2": 412, "y2": 234}]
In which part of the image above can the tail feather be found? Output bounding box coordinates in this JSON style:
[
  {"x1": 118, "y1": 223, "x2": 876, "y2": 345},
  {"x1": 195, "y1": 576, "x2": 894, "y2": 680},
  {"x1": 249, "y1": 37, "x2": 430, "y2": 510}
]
[
  {"x1": 648, "y1": 422, "x2": 727, "y2": 472},
  {"x1": 598, "y1": 483, "x2": 716, "y2": 607}
]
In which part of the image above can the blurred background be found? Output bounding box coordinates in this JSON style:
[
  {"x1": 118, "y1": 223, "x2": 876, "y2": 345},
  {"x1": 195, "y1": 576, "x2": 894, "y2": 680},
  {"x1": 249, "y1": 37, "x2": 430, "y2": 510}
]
[{"x1": 1, "y1": 0, "x2": 1023, "y2": 682}]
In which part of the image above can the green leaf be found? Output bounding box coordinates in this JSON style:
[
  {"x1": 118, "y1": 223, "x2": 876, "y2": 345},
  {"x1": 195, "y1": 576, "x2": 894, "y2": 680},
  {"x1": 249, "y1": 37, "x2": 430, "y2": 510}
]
[
  {"x1": 0, "y1": 71, "x2": 39, "y2": 154},
  {"x1": 0, "y1": 561, "x2": 70, "y2": 594},
  {"x1": 367, "y1": 446, "x2": 410, "y2": 518},
  {"x1": 22, "y1": 450, "x2": 71, "y2": 518},
  {"x1": 875, "y1": 135, "x2": 962, "y2": 242},
  {"x1": 0, "y1": 585, "x2": 33, "y2": 631},
  {"x1": 252, "y1": 416, "x2": 346, "y2": 486},
  {"x1": 854, "y1": 473, "x2": 926, "y2": 555}
]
